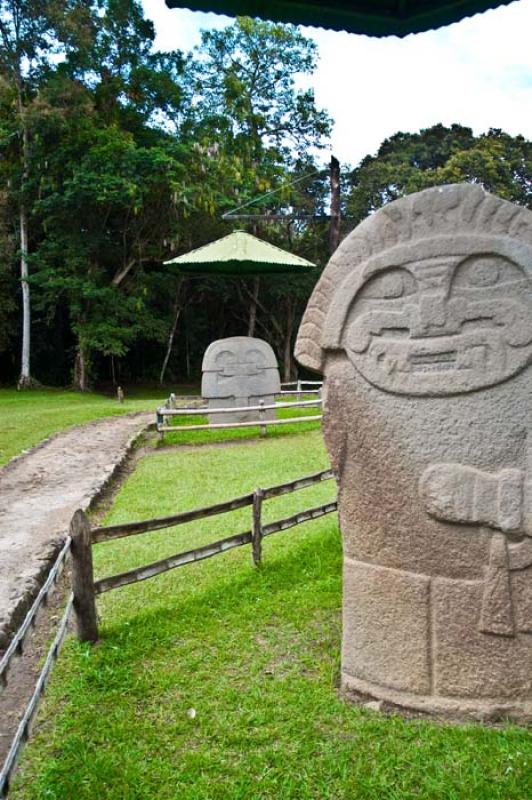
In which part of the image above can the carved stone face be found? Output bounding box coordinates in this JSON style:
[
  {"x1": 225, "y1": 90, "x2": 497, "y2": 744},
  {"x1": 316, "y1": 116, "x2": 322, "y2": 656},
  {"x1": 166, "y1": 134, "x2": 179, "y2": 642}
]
[
  {"x1": 202, "y1": 336, "x2": 280, "y2": 401},
  {"x1": 329, "y1": 236, "x2": 532, "y2": 396},
  {"x1": 210, "y1": 345, "x2": 268, "y2": 396}
]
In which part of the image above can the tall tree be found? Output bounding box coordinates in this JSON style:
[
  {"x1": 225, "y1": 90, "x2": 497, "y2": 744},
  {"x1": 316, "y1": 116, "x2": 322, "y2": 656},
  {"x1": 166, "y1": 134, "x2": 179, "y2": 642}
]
[
  {"x1": 66, "y1": 0, "x2": 184, "y2": 132},
  {"x1": 27, "y1": 0, "x2": 188, "y2": 390},
  {"x1": 348, "y1": 124, "x2": 532, "y2": 224},
  {"x1": 0, "y1": 0, "x2": 91, "y2": 386},
  {"x1": 183, "y1": 16, "x2": 331, "y2": 342},
  {"x1": 188, "y1": 16, "x2": 331, "y2": 167}
]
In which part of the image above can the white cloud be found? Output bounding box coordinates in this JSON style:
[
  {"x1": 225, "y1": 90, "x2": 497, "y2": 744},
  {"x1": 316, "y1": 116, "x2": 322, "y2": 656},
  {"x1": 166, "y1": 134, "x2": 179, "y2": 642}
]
[
  {"x1": 142, "y1": 0, "x2": 532, "y2": 166},
  {"x1": 142, "y1": 0, "x2": 229, "y2": 51},
  {"x1": 306, "y1": 0, "x2": 532, "y2": 165}
]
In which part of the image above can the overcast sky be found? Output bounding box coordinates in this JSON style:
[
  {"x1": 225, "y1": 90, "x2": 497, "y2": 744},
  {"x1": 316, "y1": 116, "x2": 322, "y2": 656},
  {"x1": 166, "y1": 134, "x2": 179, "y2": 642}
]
[{"x1": 141, "y1": 0, "x2": 532, "y2": 167}]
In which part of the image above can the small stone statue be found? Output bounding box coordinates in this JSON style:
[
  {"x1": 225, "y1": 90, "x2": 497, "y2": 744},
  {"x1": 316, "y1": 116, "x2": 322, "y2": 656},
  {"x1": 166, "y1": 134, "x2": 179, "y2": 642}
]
[
  {"x1": 295, "y1": 184, "x2": 532, "y2": 721},
  {"x1": 202, "y1": 336, "x2": 281, "y2": 424},
  {"x1": 116, "y1": 386, "x2": 124, "y2": 404}
]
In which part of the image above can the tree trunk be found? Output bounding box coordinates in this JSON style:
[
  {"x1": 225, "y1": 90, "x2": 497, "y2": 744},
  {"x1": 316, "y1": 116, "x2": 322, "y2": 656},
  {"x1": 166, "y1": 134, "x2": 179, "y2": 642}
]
[
  {"x1": 160, "y1": 278, "x2": 184, "y2": 385},
  {"x1": 247, "y1": 276, "x2": 260, "y2": 336},
  {"x1": 283, "y1": 299, "x2": 295, "y2": 382},
  {"x1": 329, "y1": 155, "x2": 341, "y2": 256},
  {"x1": 184, "y1": 306, "x2": 191, "y2": 379},
  {"x1": 74, "y1": 339, "x2": 89, "y2": 392},
  {"x1": 17, "y1": 89, "x2": 33, "y2": 389},
  {"x1": 18, "y1": 204, "x2": 31, "y2": 388}
]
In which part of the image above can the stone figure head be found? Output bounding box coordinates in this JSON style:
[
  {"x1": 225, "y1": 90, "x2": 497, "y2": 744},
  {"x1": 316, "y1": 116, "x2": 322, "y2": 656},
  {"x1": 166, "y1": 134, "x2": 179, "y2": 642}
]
[
  {"x1": 297, "y1": 186, "x2": 532, "y2": 395},
  {"x1": 295, "y1": 184, "x2": 532, "y2": 721},
  {"x1": 202, "y1": 336, "x2": 280, "y2": 401}
]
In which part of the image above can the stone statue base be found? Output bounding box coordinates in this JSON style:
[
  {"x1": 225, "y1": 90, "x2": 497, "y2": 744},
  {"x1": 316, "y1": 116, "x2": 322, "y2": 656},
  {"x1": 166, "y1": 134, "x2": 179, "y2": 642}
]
[{"x1": 342, "y1": 557, "x2": 532, "y2": 723}]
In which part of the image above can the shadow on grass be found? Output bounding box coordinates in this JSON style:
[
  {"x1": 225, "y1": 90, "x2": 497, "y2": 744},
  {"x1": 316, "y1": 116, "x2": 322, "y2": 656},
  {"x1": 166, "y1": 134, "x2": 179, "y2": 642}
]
[{"x1": 94, "y1": 522, "x2": 342, "y2": 665}]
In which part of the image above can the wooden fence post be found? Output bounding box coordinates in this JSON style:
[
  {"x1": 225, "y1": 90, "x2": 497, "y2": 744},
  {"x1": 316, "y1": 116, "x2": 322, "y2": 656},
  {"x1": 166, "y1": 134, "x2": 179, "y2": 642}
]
[
  {"x1": 252, "y1": 488, "x2": 263, "y2": 566},
  {"x1": 156, "y1": 409, "x2": 164, "y2": 440},
  {"x1": 259, "y1": 399, "x2": 267, "y2": 437},
  {"x1": 70, "y1": 509, "x2": 98, "y2": 643}
]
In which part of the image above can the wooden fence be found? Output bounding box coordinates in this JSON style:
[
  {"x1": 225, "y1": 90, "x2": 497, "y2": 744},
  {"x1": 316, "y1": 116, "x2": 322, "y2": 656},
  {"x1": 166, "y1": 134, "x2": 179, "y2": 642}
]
[
  {"x1": 78, "y1": 467, "x2": 337, "y2": 639},
  {"x1": 0, "y1": 467, "x2": 337, "y2": 796},
  {"x1": 156, "y1": 396, "x2": 322, "y2": 438}
]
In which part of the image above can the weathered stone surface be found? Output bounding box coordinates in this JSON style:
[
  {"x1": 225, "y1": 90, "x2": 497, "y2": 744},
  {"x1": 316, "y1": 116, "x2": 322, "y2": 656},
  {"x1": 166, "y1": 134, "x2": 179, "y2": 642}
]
[
  {"x1": 201, "y1": 336, "x2": 280, "y2": 423},
  {"x1": 295, "y1": 184, "x2": 532, "y2": 721},
  {"x1": 343, "y1": 559, "x2": 431, "y2": 694},
  {"x1": 432, "y1": 578, "x2": 532, "y2": 698}
]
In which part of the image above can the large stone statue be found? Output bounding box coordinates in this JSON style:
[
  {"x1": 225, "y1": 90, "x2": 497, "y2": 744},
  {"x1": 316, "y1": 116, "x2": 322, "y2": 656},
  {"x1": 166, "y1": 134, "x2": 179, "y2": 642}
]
[
  {"x1": 202, "y1": 336, "x2": 281, "y2": 424},
  {"x1": 295, "y1": 184, "x2": 532, "y2": 721}
]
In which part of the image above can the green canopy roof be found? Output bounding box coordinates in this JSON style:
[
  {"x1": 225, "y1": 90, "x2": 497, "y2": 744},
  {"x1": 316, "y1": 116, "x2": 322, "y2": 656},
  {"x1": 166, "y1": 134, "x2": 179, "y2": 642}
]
[
  {"x1": 164, "y1": 230, "x2": 315, "y2": 275},
  {"x1": 164, "y1": 0, "x2": 514, "y2": 36}
]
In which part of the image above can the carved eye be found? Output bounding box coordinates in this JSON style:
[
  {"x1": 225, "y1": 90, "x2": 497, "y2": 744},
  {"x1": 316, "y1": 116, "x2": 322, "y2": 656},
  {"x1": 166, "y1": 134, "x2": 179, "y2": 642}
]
[
  {"x1": 454, "y1": 255, "x2": 524, "y2": 289},
  {"x1": 359, "y1": 268, "x2": 416, "y2": 300},
  {"x1": 246, "y1": 349, "x2": 265, "y2": 366},
  {"x1": 215, "y1": 350, "x2": 235, "y2": 365}
]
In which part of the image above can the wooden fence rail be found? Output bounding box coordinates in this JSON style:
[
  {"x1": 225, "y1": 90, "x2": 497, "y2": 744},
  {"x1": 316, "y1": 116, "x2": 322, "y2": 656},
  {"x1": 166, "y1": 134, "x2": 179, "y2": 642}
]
[
  {"x1": 80, "y1": 468, "x2": 337, "y2": 637},
  {"x1": 281, "y1": 380, "x2": 323, "y2": 388},
  {"x1": 0, "y1": 595, "x2": 73, "y2": 799},
  {"x1": 277, "y1": 389, "x2": 321, "y2": 396},
  {"x1": 94, "y1": 529, "x2": 254, "y2": 594},
  {"x1": 91, "y1": 492, "x2": 254, "y2": 544},
  {"x1": 156, "y1": 396, "x2": 323, "y2": 439},
  {"x1": 157, "y1": 416, "x2": 323, "y2": 435},
  {"x1": 280, "y1": 380, "x2": 323, "y2": 400},
  {"x1": 158, "y1": 398, "x2": 322, "y2": 417},
  {"x1": 261, "y1": 469, "x2": 335, "y2": 500}
]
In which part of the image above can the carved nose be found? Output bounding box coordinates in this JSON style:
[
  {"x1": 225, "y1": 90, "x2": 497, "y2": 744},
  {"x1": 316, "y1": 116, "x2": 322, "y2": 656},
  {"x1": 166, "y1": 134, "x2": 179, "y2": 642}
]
[{"x1": 415, "y1": 294, "x2": 448, "y2": 336}]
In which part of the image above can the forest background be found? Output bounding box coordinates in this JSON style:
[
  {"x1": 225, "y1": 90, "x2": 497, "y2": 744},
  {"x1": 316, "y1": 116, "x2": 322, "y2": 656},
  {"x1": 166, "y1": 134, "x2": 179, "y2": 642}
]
[{"x1": 1, "y1": 0, "x2": 532, "y2": 390}]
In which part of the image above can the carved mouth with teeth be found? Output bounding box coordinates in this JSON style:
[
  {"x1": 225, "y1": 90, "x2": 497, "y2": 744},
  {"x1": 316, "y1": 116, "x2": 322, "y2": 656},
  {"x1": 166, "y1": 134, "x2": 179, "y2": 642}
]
[
  {"x1": 409, "y1": 351, "x2": 457, "y2": 372},
  {"x1": 349, "y1": 323, "x2": 531, "y2": 395}
]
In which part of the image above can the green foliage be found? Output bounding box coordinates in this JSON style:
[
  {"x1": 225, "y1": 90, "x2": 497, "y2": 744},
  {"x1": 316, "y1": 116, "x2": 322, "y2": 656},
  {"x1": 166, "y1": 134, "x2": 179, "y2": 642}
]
[
  {"x1": 4, "y1": 1, "x2": 532, "y2": 390},
  {"x1": 184, "y1": 16, "x2": 332, "y2": 220},
  {"x1": 0, "y1": 2, "x2": 334, "y2": 388},
  {"x1": 33, "y1": 125, "x2": 187, "y2": 362},
  {"x1": 348, "y1": 123, "x2": 532, "y2": 224},
  {"x1": 189, "y1": 17, "x2": 332, "y2": 158}
]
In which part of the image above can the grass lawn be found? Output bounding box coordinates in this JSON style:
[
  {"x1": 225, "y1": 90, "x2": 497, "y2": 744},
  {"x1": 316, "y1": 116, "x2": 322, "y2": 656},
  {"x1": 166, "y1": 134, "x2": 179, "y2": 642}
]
[
  {"x1": 0, "y1": 387, "x2": 194, "y2": 466},
  {"x1": 10, "y1": 428, "x2": 532, "y2": 799}
]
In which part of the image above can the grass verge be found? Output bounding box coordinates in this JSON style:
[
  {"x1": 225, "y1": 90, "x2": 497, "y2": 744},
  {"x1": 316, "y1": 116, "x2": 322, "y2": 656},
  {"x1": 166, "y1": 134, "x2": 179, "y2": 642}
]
[
  {"x1": 0, "y1": 387, "x2": 193, "y2": 466},
  {"x1": 10, "y1": 431, "x2": 532, "y2": 800}
]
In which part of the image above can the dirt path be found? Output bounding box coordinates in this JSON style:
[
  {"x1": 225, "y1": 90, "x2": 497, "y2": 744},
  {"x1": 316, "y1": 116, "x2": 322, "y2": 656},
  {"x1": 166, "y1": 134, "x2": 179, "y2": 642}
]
[{"x1": 0, "y1": 412, "x2": 151, "y2": 649}]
